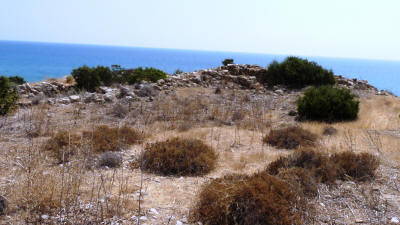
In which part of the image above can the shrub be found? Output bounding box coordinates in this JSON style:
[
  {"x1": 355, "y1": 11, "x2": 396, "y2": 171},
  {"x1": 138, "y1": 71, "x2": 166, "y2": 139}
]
[
  {"x1": 297, "y1": 86, "x2": 359, "y2": 122},
  {"x1": 277, "y1": 167, "x2": 317, "y2": 197},
  {"x1": 71, "y1": 66, "x2": 100, "y2": 92},
  {"x1": 111, "y1": 103, "x2": 129, "y2": 118},
  {"x1": 127, "y1": 67, "x2": 167, "y2": 84},
  {"x1": 323, "y1": 126, "x2": 338, "y2": 136},
  {"x1": 173, "y1": 69, "x2": 184, "y2": 75},
  {"x1": 259, "y1": 56, "x2": 335, "y2": 88},
  {"x1": 94, "y1": 66, "x2": 114, "y2": 86},
  {"x1": 191, "y1": 173, "x2": 301, "y2": 225},
  {"x1": 263, "y1": 126, "x2": 317, "y2": 149},
  {"x1": 0, "y1": 76, "x2": 19, "y2": 116},
  {"x1": 267, "y1": 149, "x2": 380, "y2": 183},
  {"x1": 8, "y1": 75, "x2": 26, "y2": 85},
  {"x1": 84, "y1": 125, "x2": 144, "y2": 153},
  {"x1": 65, "y1": 75, "x2": 75, "y2": 84},
  {"x1": 222, "y1": 58, "x2": 234, "y2": 66},
  {"x1": 98, "y1": 152, "x2": 123, "y2": 168},
  {"x1": 266, "y1": 148, "x2": 338, "y2": 183},
  {"x1": 140, "y1": 137, "x2": 217, "y2": 176},
  {"x1": 71, "y1": 66, "x2": 116, "y2": 91},
  {"x1": 43, "y1": 130, "x2": 82, "y2": 162},
  {"x1": 331, "y1": 151, "x2": 379, "y2": 181}
]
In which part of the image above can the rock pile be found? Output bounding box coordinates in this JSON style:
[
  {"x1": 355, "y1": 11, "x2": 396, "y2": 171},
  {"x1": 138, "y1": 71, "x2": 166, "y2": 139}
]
[{"x1": 16, "y1": 64, "x2": 386, "y2": 106}]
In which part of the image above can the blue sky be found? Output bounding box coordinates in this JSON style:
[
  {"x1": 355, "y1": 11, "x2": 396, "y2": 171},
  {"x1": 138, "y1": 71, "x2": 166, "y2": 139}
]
[{"x1": 1, "y1": 0, "x2": 399, "y2": 60}]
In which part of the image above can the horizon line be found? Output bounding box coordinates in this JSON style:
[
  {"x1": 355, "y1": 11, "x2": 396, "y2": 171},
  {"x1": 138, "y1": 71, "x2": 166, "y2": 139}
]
[{"x1": 1, "y1": 39, "x2": 400, "y2": 63}]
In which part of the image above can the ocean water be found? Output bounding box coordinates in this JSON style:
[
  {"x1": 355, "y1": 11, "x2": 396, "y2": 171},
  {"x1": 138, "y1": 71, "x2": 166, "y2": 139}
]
[{"x1": 1, "y1": 40, "x2": 400, "y2": 95}]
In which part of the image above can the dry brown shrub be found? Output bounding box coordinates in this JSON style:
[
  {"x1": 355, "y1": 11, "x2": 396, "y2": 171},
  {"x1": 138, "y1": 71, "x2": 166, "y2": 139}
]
[
  {"x1": 98, "y1": 152, "x2": 122, "y2": 168},
  {"x1": 140, "y1": 137, "x2": 217, "y2": 176},
  {"x1": 322, "y1": 126, "x2": 338, "y2": 136},
  {"x1": 65, "y1": 75, "x2": 75, "y2": 84},
  {"x1": 263, "y1": 126, "x2": 317, "y2": 149},
  {"x1": 267, "y1": 149, "x2": 380, "y2": 183},
  {"x1": 191, "y1": 173, "x2": 302, "y2": 225},
  {"x1": 266, "y1": 148, "x2": 339, "y2": 183},
  {"x1": 331, "y1": 151, "x2": 380, "y2": 181},
  {"x1": 43, "y1": 130, "x2": 83, "y2": 162},
  {"x1": 84, "y1": 125, "x2": 144, "y2": 153},
  {"x1": 277, "y1": 167, "x2": 317, "y2": 197}
]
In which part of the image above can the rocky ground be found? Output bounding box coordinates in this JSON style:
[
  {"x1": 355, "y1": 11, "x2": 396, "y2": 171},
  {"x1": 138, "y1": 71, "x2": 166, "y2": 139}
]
[{"x1": 0, "y1": 64, "x2": 399, "y2": 224}]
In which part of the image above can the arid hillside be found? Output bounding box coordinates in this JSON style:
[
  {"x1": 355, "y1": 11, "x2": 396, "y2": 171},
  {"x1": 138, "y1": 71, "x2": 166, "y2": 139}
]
[{"x1": 0, "y1": 64, "x2": 399, "y2": 224}]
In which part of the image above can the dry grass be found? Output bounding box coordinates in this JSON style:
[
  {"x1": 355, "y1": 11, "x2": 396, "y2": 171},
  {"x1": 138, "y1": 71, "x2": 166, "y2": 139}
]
[
  {"x1": 140, "y1": 137, "x2": 217, "y2": 176},
  {"x1": 263, "y1": 126, "x2": 317, "y2": 150}
]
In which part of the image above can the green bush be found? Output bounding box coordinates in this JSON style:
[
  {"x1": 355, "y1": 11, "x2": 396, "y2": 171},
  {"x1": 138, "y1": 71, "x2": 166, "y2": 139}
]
[
  {"x1": 0, "y1": 76, "x2": 19, "y2": 116},
  {"x1": 222, "y1": 58, "x2": 234, "y2": 66},
  {"x1": 173, "y1": 69, "x2": 184, "y2": 75},
  {"x1": 71, "y1": 66, "x2": 116, "y2": 91},
  {"x1": 260, "y1": 56, "x2": 335, "y2": 88},
  {"x1": 71, "y1": 66, "x2": 100, "y2": 92},
  {"x1": 297, "y1": 86, "x2": 359, "y2": 122},
  {"x1": 127, "y1": 67, "x2": 167, "y2": 84},
  {"x1": 94, "y1": 66, "x2": 114, "y2": 86},
  {"x1": 8, "y1": 76, "x2": 26, "y2": 85}
]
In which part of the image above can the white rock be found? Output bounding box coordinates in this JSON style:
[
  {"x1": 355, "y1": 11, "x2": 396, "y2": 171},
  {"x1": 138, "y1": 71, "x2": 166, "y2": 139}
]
[
  {"x1": 176, "y1": 221, "x2": 183, "y2": 225},
  {"x1": 104, "y1": 93, "x2": 114, "y2": 102},
  {"x1": 69, "y1": 95, "x2": 80, "y2": 103},
  {"x1": 41, "y1": 214, "x2": 49, "y2": 220},
  {"x1": 139, "y1": 216, "x2": 148, "y2": 221},
  {"x1": 58, "y1": 97, "x2": 70, "y2": 104},
  {"x1": 149, "y1": 208, "x2": 159, "y2": 215},
  {"x1": 391, "y1": 217, "x2": 399, "y2": 224}
]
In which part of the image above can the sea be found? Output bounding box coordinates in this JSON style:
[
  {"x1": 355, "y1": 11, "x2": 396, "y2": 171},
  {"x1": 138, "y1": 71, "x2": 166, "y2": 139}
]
[{"x1": 1, "y1": 40, "x2": 399, "y2": 95}]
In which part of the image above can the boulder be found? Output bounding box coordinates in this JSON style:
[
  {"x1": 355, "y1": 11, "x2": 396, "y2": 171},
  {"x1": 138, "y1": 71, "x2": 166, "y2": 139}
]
[{"x1": 134, "y1": 84, "x2": 159, "y2": 97}]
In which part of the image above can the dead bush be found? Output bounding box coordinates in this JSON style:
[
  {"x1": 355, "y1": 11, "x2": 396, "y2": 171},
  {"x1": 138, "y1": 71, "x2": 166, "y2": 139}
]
[
  {"x1": 277, "y1": 167, "x2": 317, "y2": 197},
  {"x1": 191, "y1": 173, "x2": 301, "y2": 225},
  {"x1": 112, "y1": 103, "x2": 129, "y2": 118},
  {"x1": 43, "y1": 130, "x2": 82, "y2": 162},
  {"x1": 84, "y1": 125, "x2": 144, "y2": 153},
  {"x1": 263, "y1": 126, "x2": 317, "y2": 149},
  {"x1": 267, "y1": 149, "x2": 380, "y2": 183},
  {"x1": 267, "y1": 148, "x2": 338, "y2": 183},
  {"x1": 98, "y1": 152, "x2": 122, "y2": 168},
  {"x1": 140, "y1": 137, "x2": 217, "y2": 176},
  {"x1": 331, "y1": 151, "x2": 380, "y2": 181},
  {"x1": 322, "y1": 126, "x2": 338, "y2": 136}
]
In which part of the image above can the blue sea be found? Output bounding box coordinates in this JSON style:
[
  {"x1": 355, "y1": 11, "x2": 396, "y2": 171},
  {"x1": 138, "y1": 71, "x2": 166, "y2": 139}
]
[{"x1": 1, "y1": 40, "x2": 400, "y2": 95}]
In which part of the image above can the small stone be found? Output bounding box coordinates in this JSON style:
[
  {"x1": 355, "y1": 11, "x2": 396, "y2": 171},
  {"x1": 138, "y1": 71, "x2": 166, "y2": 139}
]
[
  {"x1": 58, "y1": 97, "x2": 70, "y2": 104},
  {"x1": 69, "y1": 95, "x2": 80, "y2": 103},
  {"x1": 391, "y1": 217, "x2": 399, "y2": 224},
  {"x1": 176, "y1": 221, "x2": 183, "y2": 225},
  {"x1": 41, "y1": 214, "x2": 49, "y2": 220},
  {"x1": 139, "y1": 216, "x2": 148, "y2": 221},
  {"x1": 103, "y1": 93, "x2": 114, "y2": 102},
  {"x1": 275, "y1": 89, "x2": 284, "y2": 95},
  {"x1": 149, "y1": 208, "x2": 159, "y2": 215}
]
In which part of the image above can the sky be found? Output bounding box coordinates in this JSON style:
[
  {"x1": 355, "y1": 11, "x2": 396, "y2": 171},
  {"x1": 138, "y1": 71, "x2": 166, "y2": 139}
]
[{"x1": 0, "y1": 0, "x2": 399, "y2": 61}]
